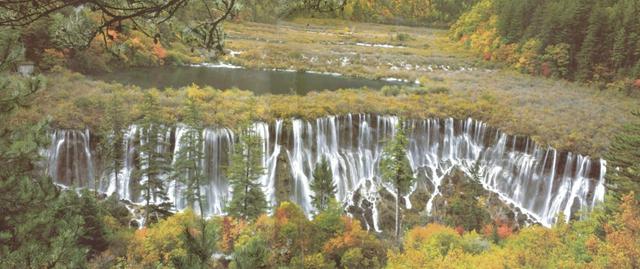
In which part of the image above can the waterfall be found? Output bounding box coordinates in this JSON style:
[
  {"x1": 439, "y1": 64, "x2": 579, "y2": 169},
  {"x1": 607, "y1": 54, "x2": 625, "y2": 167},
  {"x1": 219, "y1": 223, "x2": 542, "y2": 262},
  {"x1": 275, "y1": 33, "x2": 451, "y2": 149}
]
[{"x1": 44, "y1": 114, "x2": 606, "y2": 227}]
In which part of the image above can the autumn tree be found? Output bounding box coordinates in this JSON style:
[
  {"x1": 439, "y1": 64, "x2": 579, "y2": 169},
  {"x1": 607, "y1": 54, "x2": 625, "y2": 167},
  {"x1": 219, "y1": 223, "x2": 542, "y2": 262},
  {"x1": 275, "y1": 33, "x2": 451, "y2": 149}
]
[
  {"x1": 451, "y1": 0, "x2": 640, "y2": 82},
  {"x1": 322, "y1": 217, "x2": 386, "y2": 268},
  {"x1": 0, "y1": 0, "x2": 237, "y2": 52},
  {"x1": 380, "y1": 122, "x2": 414, "y2": 241}
]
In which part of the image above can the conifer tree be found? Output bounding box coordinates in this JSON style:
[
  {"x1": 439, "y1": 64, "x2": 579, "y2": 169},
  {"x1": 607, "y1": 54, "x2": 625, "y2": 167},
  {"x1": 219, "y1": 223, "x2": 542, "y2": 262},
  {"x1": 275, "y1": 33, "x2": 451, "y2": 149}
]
[
  {"x1": 574, "y1": 3, "x2": 609, "y2": 81},
  {"x1": 98, "y1": 90, "x2": 127, "y2": 197},
  {"x1": 173, "y1": 91, "x2": 216, "y2": 267},
  {"x1": 226, "y1": 125, "x2": 268, "y2": 221},
  {"x1": 136, "y1": 90, "x2": 172, "y2": 225},
  {"x1": 605, "y1": 111, "x2": 640, "y2": 202},
  {"x1": 310, "y1": 157, "x2": 336, "y2": 213},
  {"x1": 173, "y1": 95, "x2": 206, "y2": 212},
  {"x1": 1, "y1": 76, "x2": 92, "y2": 267},
  {"x1": 380, "y1": 122, "x2": 414, "y2": 241}
]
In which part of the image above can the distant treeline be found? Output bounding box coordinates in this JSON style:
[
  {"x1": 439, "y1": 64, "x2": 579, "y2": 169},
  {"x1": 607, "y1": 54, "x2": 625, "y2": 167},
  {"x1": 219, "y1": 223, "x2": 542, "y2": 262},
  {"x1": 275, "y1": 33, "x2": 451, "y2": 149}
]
[
  {"x1": 451, "y1": 0, "x2": 640, "y2": 84},
  {"x1": 239, "y1": 0, "x2": 475, "y2": 27}
]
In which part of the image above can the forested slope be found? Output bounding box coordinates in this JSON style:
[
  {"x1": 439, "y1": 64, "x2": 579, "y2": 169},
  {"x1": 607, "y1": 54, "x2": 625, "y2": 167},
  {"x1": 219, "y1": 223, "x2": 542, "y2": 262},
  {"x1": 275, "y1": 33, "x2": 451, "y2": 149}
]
[{"x1": 452, "y1": 0, "x2": 640, "y2": 89}]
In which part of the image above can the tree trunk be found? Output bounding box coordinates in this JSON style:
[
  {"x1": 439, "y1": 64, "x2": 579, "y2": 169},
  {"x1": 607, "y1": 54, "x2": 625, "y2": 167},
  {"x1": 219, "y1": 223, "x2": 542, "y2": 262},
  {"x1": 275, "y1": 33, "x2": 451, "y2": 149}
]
[{"x1": 395, "y1": 186, "x2": 400, "y2": 242}]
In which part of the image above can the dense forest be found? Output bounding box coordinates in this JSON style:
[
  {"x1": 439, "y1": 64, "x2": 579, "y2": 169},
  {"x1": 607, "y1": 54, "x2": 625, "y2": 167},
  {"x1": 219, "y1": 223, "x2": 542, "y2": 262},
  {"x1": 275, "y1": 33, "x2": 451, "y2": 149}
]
[
  {"x1": 451, "y1": 0, "x2": 640, "y2": 87},
  {"x1": 1, "y1": 0, "x2": 639, "y2": 268}
]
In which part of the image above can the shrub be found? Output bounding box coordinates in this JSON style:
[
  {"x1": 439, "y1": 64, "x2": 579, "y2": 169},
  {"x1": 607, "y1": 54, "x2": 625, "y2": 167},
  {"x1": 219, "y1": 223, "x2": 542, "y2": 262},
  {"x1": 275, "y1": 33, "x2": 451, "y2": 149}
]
[
  {"x1": 381, "y1": 85, "x2": 403, "y2": 96},
  {"x1": 395, "y1": 33, "x2": 411, "y2": 42}
]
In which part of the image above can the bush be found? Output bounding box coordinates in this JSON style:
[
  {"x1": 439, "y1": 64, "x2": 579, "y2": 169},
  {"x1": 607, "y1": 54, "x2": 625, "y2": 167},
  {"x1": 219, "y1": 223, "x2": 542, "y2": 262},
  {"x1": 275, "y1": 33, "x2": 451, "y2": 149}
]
[
  {"x1": 230, "y1": 236, "x2": 270, "y2": 269},
  {"x1": 395, "y1": 33, "x2": 411, "y2": 42},
  {"x1": 428, "y1": 86, "x2": 450, "y2": 94},
  {"x1": 381, "y1": 85, "x2": 403, "y2": 96}
]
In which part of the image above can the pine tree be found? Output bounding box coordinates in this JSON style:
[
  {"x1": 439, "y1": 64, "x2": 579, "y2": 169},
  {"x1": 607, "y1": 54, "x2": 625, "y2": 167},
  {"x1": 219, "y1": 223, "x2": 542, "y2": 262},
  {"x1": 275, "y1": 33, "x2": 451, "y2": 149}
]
[
  {"x1": 173, "y1": 95, "x2": 206, "y2": 212},
  {"x1": 76, "y1": 189, "x2": 109, "y2": 258},
  {"x1": 310, "y1": 157, "x2": 336, "y2": 213},
  {"x1": 173, "y1": 92, "x2": 216, "y2": 267},
  {"x1": 136, "y1": 90, "x2": 173, "y2": 225},
  {"x1": 576, "y1": 3, "x2": 610, "y2": 81},
  {"x1": 605, "y1": 111, "x2": 640, "y2": 202},
  {"x1": 380, "y1": 122, "x2": 414, "y2": 241},
  {"x1": 226, "y1": 125, "x2": 267, "y2": 221},
  {"x1": 0, "y1": 76, "x2": 89, "y2": 268},
  {"x1": 98, "y1": 91, "x2": 127, "y2": 197}
]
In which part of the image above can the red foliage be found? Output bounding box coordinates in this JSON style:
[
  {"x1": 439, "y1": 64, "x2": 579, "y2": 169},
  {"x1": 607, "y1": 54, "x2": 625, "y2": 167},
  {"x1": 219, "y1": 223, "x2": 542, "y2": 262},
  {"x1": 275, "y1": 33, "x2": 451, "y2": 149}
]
[
  {"x1": 496, "y1": 223, "x2": 513, "y2": 239},
  {"x1": 633, "y1": 79, "x2": 640, "y2": 89},
  {"x1": 482, "y1": 219, "x2": 513, "y2": 240},
  {"x1": 483, "y1": 52, "x2": 492, "y2": 61}
]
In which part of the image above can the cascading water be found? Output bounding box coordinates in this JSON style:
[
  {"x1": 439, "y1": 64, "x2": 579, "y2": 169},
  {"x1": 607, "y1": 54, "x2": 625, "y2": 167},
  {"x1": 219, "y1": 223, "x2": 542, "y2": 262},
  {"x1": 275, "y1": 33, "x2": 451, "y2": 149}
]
[{"x1": 44, "y1": 114, "x2": 606, "y2": 228}]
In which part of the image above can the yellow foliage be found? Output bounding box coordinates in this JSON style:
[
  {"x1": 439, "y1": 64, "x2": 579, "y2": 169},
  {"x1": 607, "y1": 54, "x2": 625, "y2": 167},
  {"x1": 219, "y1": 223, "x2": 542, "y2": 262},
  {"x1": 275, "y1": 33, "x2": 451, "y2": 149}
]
[{"x1": 126, "y1": 210, "x2": 198, "y2": 267}]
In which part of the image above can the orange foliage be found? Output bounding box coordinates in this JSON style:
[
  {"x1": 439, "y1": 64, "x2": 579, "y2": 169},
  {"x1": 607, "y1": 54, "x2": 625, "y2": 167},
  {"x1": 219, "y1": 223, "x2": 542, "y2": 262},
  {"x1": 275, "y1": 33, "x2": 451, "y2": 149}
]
[
  {"x1": 404, "y1": 223, "x2": 459, "y2": 248},
  {"x1": 600, "y1": 193, "x2": 640, "y2": 268},
  {"x1": 322, "y1": 217, "x2": 386, "y2": 267},
  {"x1": 106, "y1": 29, "x2": 120, "y2": 42},
  {"x1": 323, "y1": 217, "x2": 382, "y2": 254},
  {"x1": 219, "y1": 217, "x2": 246, "y2": 254},
  {"x1": 153, "y1": 43, "x2": 167, "y2": 59},
  {"x1": 496, "y1": 223, "x2": 513, "y2": 239},
  {"x1": 126, "y1": 228, "x2": 152, "y2": 265},
  {"x1": 482, "y1": 219, "x2": 513, "y2": 240}
]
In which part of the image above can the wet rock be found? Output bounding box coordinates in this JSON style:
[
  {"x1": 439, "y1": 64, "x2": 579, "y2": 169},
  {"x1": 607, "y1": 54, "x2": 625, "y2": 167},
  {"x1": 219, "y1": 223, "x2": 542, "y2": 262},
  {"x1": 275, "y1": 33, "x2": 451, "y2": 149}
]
[{"x1": 275, "y1": 150, "x2": 293, "y2": 205}]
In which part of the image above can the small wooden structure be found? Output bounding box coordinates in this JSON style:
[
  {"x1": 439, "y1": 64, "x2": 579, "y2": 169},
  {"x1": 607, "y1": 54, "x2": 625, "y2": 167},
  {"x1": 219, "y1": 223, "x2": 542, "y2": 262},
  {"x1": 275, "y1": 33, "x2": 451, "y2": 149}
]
[{"x1": 16, "y1": 61, "x2": 35, "y2": 76}]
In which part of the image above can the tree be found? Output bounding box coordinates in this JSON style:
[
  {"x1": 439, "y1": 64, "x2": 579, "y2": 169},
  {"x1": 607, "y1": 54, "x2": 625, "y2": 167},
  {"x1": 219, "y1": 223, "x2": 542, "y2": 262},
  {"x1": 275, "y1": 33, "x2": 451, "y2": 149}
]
[
  {"x1": 136, "y1": 90, "x2": 173, "y2": 225},
  {"x1": 322, "y1": 217, "x2": 386, "y2": 268},
  {"x1": 172, "y1": 89, "x2": 216, "y2": 267},
  {"x1": 605, "y1": 111, "x2": 640, "y2": 202},
  {"x1": 310, "y1": 157, "x2": 336, "y2": 213},
  {"x1": 380, "y1": 122, "x2": 414, "y2": 241},
  {"x1": 126, "y1": 210, "x2": 210, "y2": 268},
  {"x1": 283, "y1": 0, "x2": 348, "y2": 17},
  {"x1": 98, "y1": 90, "x2": 127, "y2": 197},
  {"x1": 0, "y1": 28, "x2": 24, "y2": 72},
  {"x1": 0, "y1": 0, "x2": 237, "y2": 52},
  {"x1": 76, "y1": 189, "x2": 110, "y2": 258},
  {"x1": 173, "y1": 93, "x2": 206, "y2": 212},
  {"x1": 226, "y1": 125, "x2": 268, "y2": 221},
  {"x1": 0, "y1": 73, "x2": 90, "y2": 268},
  {"x1": 442, "y1": 169, "x2": 490, "y2": 233},
  {"x1": 387, "y1": 224, "x2": 462, "y2": 268},
  {"x1": 230, "y1": 235, "x2": 270, "y2": 269},
  {"x1": 576, "y1": 3, "x2": 610, "y2": 81}
]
